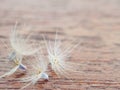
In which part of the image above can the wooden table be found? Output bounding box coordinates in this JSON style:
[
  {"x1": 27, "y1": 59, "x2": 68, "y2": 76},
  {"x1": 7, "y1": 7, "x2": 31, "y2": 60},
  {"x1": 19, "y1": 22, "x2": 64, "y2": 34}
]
[{"x1": 0, "y1": 0, "x2": 120, "y2": 90}]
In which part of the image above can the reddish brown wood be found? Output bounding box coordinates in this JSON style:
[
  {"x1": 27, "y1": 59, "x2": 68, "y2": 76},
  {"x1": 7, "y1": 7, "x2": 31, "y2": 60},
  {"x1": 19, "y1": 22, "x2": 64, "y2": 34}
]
[{"x1": 0, "y1": 0, "x2": 120, "y2": 90}]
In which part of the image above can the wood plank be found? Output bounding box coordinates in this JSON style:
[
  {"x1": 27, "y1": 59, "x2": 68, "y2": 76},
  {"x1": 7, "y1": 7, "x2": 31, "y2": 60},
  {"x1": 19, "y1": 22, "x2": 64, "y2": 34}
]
[{"x1": 0, "y1": 0, "x2": 120, "y2": 90}]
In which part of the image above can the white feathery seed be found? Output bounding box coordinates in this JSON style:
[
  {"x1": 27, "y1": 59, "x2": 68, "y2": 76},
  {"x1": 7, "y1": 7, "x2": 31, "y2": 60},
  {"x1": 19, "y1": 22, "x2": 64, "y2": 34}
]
[
  {"x1": 43, "y1": 32, "x2": 80, "y2": 78},
  {"x1": 20, "y1": 50, "x2": 48, "y2": 89},
  {"x1": 0, "y1": 22, "x2": 38, "y2": 78}
]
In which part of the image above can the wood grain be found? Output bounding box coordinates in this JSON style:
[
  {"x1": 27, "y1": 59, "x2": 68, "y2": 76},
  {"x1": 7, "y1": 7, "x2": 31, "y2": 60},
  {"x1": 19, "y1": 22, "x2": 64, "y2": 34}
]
[{"x1": 0, "y1": 0, "x2": 120, "y2": 90}]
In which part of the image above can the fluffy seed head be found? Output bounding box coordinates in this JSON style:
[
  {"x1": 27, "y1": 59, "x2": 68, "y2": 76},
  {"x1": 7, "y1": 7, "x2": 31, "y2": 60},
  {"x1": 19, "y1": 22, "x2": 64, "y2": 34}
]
[
  {"x1": 44, "y1": 31, "x2": 80, "y2": 78},
  {"x1": 20, "y1": 50, "x2": 48, "y2": 89}
]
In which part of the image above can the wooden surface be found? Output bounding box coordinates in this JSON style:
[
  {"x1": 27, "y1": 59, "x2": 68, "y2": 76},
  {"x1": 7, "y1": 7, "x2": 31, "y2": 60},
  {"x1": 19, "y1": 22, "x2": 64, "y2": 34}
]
[{"x1": 0, "y1": 0, "x2": 120, "y2": 90}]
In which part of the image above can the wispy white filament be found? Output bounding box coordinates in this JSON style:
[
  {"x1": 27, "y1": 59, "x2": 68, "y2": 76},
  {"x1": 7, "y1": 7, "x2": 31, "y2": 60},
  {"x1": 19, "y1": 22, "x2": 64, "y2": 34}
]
[
  {"x1": 10, "y1": 22, "x2": 39, "y2": 56},
  {"x1": 43, "y1": 32, "x2": 80, "y2": 78},
  {"x1": 20, "y1": 51, "x2": 48, "y2": 89}
]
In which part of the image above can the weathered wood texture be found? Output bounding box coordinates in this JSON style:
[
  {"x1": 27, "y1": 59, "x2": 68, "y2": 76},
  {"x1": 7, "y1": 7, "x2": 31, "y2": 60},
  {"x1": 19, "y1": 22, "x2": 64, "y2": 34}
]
[{"x1": 0, "y1": 0, "x2": 120, "y2": 90}]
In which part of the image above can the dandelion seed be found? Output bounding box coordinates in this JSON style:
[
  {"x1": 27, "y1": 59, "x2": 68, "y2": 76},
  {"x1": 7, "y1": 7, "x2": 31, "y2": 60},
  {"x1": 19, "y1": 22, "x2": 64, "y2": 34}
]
[
  {"x1": 0, "y1": 39, "x2": 26, "y2": 78},
  {"x1": 19, "y1": 50, "x2": 48, "y2": 89},
  {"x1": 9, "y1": 22, "x2": 39, "y2": 66},
  {"x1": 9, "y1": 22, "x2": 39, "y2": 70},
  {"x1": 0, "y1": 22, "x2": 38, "y2": 78},
  {"x1": 43, "y1": 31, "x2": 80, "y2": 78}
]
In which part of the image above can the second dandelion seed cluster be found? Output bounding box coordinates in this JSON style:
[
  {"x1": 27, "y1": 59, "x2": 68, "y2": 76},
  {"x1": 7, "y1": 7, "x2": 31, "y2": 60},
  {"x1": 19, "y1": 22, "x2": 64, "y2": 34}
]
[{"x1": 0, "y1": 23, "x2": 80, "y2": 89}]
